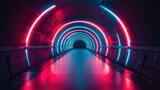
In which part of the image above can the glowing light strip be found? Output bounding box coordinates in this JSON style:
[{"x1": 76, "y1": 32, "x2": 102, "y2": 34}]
[
  {"x1": 67, "y1": 33, "x2": 93, "y2": 47},
  {"x1": 125, "y1": 49, "x2": 131, "y2": 65},
  {"x1": 60, "y1": 32, "x2": 95, "y2": 52},
  {"x1": 61, "y1": 33, "x2": 93, "y2": 51},
  {"x1": 56, "y1": 26, "x2": 102, "y2": 52},
  {"x1": 52, "y1": 21, "x2": 109, "y2": 56},
  {"x1": 25, "y1": 49, "x2": 30, "y2": 66},
  {"x1": 26, "y1": 5, "x2": 56, "y2": 45},
  {"x1": 101, "y1": 5, "x2": 131, "y2": 65},
  {"x1": 116, "y1": 34, "x2": 121, "y2": 61},
  {"x1": 57, "y1": 26, "x2": 101, "y2": 46},
  {"x1": 64, "y1": 33, "x2": 93, "y2": 50},
  {"x1": 25, "y1": 5, "x2": 56, "y2": 66},
  {"x1": 60, "y1": 30, "x2": 98, "y2": 52},
  {"x1": 61, "y1": 31, "x2": 96, "y2": 51},
  {"x1": 62, "y1": 32, "x2": 96, "y2": 51},
  {"x1": 100, "y1": 5, "x2": 130, "y2": 46},
  {"x1": 65, "y1": 33, "x2": 94, "y2": 49}
]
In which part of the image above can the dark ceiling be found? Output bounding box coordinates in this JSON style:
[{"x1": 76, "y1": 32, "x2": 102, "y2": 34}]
[{"x1": 0, "y1": 0, "x2": 160, "y2": 46}]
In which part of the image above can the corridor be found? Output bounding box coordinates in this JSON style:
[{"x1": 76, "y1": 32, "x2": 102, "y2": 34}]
[
  {"x1": 0, "y1": 49, "x2": 159, "y2": 90},
  {"x1": 0, "y1": 0, "x2": 160, "y2": 90}
]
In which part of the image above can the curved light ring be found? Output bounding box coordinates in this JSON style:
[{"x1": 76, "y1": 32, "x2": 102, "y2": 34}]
[
  {"x1": 64, "y1": 34, "x2": 92, "y2": 48},
  {"x1": 100, "y1": 5, "x2": 131, "y2": 65},
  {"x1": 62, "y1": 32, "x2": 96, "y2": 51},
  {"x1": 25, "y1": 49, "x2": 30, "y2": 66},
  {"x1": 64, "y1": 33, "x2": 94, "y2": 48},
  {"x1": 25, "y1": 5, "x2": 56, "y2": 66},
  {"x1": 56, "y1": 26, "x2": 103, "y2": 53},
  {"x1": 63, "y1": 33, "x2": 95, "y2": 49},
  {"x1": 52, "y1": 21, "x2": 109, "y2": 56},
  {"x1": 100, "y1": 5, "x2": 131, "y2": 46},
  {"x1": 61, "y1": 32, "x2": 95, "y2": 52},
  {"x1": 60, "y1": 30, "x2": 99, "y2": 52},
  {"x1": 26, "y1": 5, "x2": 56, "y2": 45},
  {"x1": 116, "y1": 34, "x2": 122, "y2": 61},
  {"x1": 60, "y1": 31, "x2": 96, "y2": 51},
  {"x1": 64, "y1": 33, "x2": 92, "y2": 47},
  {"x1": 67, "y1": 34, "x2": 93, "y2": 48},
  {"x1": 60, "y1": 30, "x2": 98, "y2": 50},
  {"x1": 64, "y1": 34, "x2": 92, "y2": 50},
  {"x1": 57, "y1": 26, "x2": 102, "y2": 45},
  {"x1": 125, "y1": 49, "x2": 131, "y2": 65}
]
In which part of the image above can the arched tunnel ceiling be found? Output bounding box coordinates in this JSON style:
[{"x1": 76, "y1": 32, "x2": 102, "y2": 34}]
[
  {"x1": 1, "y1": 0, "x2": 160, "y2": 86},
  {"x1": 0, "y1": 0, "x2": 160, "y2": 46}
]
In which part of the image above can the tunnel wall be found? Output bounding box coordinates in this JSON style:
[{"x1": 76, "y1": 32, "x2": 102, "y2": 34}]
[
  {"x1": 0, "y1": 0, "x2": 160, "y2": 84},
  {"x1": 98, "y1": 0, "x2": 160, "y2": 83},
  {"x1": 0, "y1": 47, "x2": 51, "y2": 83},
  {"x1": 98, "y1": 47, "x2": 160, "y2": 83},
  {"x1": 0, "y1": 47, "x2": 72, "y2": 83}
]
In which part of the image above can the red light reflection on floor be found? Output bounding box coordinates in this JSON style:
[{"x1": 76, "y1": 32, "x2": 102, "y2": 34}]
[{"x1": 20, "y1": 49, "x2": 140, "y2": 90}]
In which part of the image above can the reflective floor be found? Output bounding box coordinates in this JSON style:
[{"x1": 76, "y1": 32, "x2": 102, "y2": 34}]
[{"x1": 0, "y1": 49, "x2": 159, "y2": 90}]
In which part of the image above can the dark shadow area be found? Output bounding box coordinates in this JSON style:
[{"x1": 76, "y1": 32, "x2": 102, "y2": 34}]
[{"x1": 73, "y1": 40, "x2": 86, "y2": 48}]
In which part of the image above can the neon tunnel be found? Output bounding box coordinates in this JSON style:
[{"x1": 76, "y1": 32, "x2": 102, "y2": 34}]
[
  {"x1": 59, "y1": 30, "x2": 99, "y2": 52},
  {"x1": 0, "y1": 0, "x2": 160, "y2": 90}
]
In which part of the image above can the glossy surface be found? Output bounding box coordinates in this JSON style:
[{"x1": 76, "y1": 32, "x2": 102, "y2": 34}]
[{"x1": 0, "y1": 49, "x2": 159, "y2": 90}]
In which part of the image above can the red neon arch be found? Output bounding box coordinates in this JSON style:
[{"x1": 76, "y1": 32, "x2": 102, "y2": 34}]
[
  {"x1": 63, "y1": 32, "x2": 95, "y2": 50},
  {"x1": 51, "y1": 20, "x2": 109, "y2": 56},
  {"x1": 25, "y1": 5, "x2": 56, "y2": 46},
  {"x1": 100, "y1": 5, "x2": 131, "y2": 46},
  {"x1": 60, "y1": 30, "x2": 100, "y2": 52}
]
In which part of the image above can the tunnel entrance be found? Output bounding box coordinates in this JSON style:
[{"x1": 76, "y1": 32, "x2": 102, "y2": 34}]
[{"x1": 73, "y1": 40, "x2": 86, "y2": 48}]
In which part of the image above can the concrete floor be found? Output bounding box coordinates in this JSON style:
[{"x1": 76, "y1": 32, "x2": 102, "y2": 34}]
[{"x1": 0, "y1": 49, "x2": 159, "y2": 90}]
